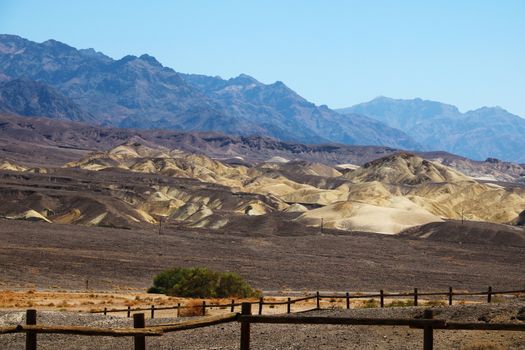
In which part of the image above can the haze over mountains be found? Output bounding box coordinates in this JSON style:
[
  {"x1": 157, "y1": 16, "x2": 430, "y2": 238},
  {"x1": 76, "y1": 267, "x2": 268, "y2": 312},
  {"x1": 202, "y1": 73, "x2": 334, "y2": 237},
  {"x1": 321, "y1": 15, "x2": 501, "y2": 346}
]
[
  {"x1": 1, "y1": 34, "x2": 524, "y2": 163},
  {"x1": 340, "y1": 97, "x2": 525, "y2": 162}
]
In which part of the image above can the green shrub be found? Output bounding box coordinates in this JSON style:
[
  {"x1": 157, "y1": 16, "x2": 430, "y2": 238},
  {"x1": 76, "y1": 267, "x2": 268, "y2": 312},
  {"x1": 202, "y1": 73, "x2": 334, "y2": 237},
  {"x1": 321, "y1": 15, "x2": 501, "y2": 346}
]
[{"x1": 148, "y1": 267, "x2": 260, "y2": 298}]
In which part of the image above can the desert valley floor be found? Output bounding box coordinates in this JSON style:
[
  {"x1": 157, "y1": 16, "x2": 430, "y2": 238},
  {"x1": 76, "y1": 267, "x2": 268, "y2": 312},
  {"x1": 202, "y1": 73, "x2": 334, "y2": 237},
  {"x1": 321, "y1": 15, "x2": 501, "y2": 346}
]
[{"x1": 0, "y1": 218, "x2": 523, "y2": 292}]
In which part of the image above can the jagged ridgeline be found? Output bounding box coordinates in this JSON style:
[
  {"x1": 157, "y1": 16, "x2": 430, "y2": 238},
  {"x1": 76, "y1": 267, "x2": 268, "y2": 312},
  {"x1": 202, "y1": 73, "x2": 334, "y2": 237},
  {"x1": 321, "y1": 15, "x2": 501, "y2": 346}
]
[
  {"x1": 1, "y1": 140, "x2": 524, "y2": 235},
  {"x1": 0, "y1": 34, "x2": 420, "y2": 150}
]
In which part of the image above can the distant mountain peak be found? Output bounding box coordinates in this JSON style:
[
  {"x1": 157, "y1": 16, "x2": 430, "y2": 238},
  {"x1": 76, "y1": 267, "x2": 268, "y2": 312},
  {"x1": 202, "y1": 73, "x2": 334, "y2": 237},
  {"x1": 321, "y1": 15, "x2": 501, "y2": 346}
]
[
  {"x1": 0, "y1": 34, "x2": 27, "y2": 44},
  {"x1": 469, "y1": 106, "x2": 508, "y2": 114},
  {"x1": 339, "y1": 96, "x2": 525, "y2": 162},
  {"x1": 79, "y1": 48, "x2": 111, "y2": 60},
  {"x1": 139, "y1": 53, "x2": 163, "y2": 67},
  {"x1": 372, "y1": 95, "x2": 393, "y2": 102},
  {"x1": 41, "y1": 39, "x2": 76, "y2": 52},
  {"x1": 228, "y1": 73, "x2": 260, "y2": 86},
  {"x1": 0, "y1": 34, "x2": 423, "y2": 152},
  {"x1": 118, "y1": 54, "x2": 138, "y2": 63}
]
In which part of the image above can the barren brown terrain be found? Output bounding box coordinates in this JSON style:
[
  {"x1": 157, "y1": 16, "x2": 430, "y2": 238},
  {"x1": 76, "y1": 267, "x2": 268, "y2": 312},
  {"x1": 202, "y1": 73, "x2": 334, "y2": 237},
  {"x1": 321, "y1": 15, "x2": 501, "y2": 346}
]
[{"x1": 0, "y1": 217, "x2": 523, "y2": 293}]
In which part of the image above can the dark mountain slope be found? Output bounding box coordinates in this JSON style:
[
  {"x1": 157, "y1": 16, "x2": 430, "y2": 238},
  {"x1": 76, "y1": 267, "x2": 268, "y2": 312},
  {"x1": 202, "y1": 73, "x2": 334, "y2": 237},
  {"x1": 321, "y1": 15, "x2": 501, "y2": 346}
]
[
  {"x1": 182, "y1": 73, "x2": 422, "y2": 148},
  {"x1": 0, "y1": 34, "x2": 419, "y2": 149},
  {"x1": 0, "y1": 79, "x2": 95, "y2": 122}
]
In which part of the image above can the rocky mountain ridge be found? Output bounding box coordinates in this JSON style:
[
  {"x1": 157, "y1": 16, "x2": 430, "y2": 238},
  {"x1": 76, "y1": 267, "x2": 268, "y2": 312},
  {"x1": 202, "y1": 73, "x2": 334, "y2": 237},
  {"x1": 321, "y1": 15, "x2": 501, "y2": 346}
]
[{"x1": 0, "y1": 34, "x2": 419, "y2": 149}]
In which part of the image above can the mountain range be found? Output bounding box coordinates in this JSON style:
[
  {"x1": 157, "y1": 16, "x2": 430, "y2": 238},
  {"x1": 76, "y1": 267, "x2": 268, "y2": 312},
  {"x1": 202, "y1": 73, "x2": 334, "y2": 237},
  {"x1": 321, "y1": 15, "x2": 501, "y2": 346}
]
[
  {"x1": 1, "y1": 34, "x2": 524, "y2": 162},
  {"x1": 0, "y1": 34, "x2": 419, "y2": 150},
  {"x1": 1, "y1": 112, "x2": 523, "y2": 183},
  {"x1": 339, "y1": 97, "x2": 525, "y2": 162}
]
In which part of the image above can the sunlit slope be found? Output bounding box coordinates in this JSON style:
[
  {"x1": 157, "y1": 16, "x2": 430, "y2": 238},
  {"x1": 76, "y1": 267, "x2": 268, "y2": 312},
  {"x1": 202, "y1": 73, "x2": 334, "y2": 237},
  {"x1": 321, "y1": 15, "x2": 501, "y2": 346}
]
[{"x1": 2, "y1": 142, "x2": 524, "y2": 234}]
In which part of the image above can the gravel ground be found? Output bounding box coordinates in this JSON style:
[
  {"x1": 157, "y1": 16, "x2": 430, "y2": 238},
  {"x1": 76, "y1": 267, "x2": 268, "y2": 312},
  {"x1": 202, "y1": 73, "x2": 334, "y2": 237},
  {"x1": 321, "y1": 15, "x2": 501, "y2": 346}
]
[
  {"x1": 1, "y1": 301, "x2": 524, "y2": 349},
  {"x1": 1, "y1": 219, "x2": 524, "y2": 292}
]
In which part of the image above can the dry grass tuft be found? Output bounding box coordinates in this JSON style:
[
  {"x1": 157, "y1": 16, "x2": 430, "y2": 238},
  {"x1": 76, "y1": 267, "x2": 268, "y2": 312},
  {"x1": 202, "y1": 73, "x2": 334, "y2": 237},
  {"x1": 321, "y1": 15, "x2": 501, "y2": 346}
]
[
  {"x1": 361, "y1": 298, "x2": 379, "y2": 308},
  {"x1": 388, "y1": 300, "x2": 413, "y2": 308},
  {"x1": 179, "y1": 299, "x2": 205, "y2": 317},
  {"x1": 426, "y1": 300, "x2": 446, "y2": 306}
]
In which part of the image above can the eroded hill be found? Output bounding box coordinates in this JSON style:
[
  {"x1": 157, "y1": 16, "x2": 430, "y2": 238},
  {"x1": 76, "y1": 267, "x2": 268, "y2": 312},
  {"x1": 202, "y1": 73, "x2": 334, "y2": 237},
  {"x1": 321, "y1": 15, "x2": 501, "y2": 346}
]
[{"x1": 1, "y1": 141, "x2": 524, "y2": 235}]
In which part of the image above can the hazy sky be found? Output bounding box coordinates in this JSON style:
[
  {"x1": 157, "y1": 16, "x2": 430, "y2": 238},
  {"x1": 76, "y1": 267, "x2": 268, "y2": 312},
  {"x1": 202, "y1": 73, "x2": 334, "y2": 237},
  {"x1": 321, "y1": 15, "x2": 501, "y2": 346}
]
[{"x1": 1, "y1": 0, "x2": 524, "y2": 116}]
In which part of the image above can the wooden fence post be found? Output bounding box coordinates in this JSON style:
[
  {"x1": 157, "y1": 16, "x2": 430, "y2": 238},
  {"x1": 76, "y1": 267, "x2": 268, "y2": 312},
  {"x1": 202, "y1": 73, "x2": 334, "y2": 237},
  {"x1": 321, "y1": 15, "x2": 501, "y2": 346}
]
[
  {"x1": 448, "y1": 287, "x2": 453, "y2": 306},
  {"x1": 177, "y1": 303, "x2": 181, "y2": 317},
  {"x1": 316, "y1": 291, "x2": 320, "y2": 310},
  {"x1": 202, "y1": 301, "x2": 206, "y2": 316},
  {"x1": 231, "y1": 299, "x2": 235, "y2": 312},
  {"x1": 151, "y1": 305, "x2": 155, "y2": 319},
  {"x1": 414, "y1": 288, "x2": 418, "y2": 307},
  {"x1": 423, "y1": 309, "x2": 434, "y2": 350},
  {"x1": 240, "y1": 303, "x2": 252, "y2": 350},
  {"x1": 258, "y1": 297, "x2": 263, "y2": 315},
  {"x1": 287, "y1": 297, "x2": 291, "y2": 314},
  {"x1": 487, "y1": 286, "x2": 492, "y2": 303},
  {"x1": 26, "y1": 309, "x2": 37, "y2": 350},
  {"x1": 346, "y1": 292, "x2": 350, "y2": 309},
  {"x1": 380, "y1": 290, "x2": 384, "y2": 308},
  {"x1": 127, "y1": 306, "x2": 131, "y2": 318},
  {"x1": 133, "y1": 313, "x2": 145, "y2": 350}
]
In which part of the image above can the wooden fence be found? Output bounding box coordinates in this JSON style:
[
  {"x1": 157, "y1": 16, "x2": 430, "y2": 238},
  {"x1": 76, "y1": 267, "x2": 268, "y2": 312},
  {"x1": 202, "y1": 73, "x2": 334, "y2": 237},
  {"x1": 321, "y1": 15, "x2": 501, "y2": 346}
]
[
  {"x1": 2, "y1": 305, "x2": 525, "y2": 350},
  {"x1": 92, "y1": 286, "x2": 525, "y2": 318},
  {"x1": 1, "y1": 287, "x2": 524, "y2": 349},
  {"x1": 238, "y1": 303, "x2": 525, "y2": 350}
]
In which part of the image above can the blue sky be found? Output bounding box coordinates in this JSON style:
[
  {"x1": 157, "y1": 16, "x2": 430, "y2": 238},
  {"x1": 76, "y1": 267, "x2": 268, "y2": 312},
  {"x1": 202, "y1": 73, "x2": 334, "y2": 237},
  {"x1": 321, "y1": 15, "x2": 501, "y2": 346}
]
[{"x1": 1, "y1": 0, "x2": 524, "y2": 116}]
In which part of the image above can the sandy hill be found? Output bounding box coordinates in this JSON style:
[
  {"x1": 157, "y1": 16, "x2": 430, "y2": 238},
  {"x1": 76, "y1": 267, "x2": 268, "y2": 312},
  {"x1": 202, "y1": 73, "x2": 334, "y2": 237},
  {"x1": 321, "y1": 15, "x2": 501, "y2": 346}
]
[
  {"x1": 297, "y1": 200, "x2": 442, "y2": 234},
  {"x1": 2, "y1": 144, "x2": 525, "y2": 235},
  {"x1": 400, "y1": 220, "x2": 525, "y2": 247},
  {"x1": 1, "y1": 112, "x2": 524, "y2": 184},
  {"x1": 345, "y1": 153, "x2": 472, "y2": 185}
]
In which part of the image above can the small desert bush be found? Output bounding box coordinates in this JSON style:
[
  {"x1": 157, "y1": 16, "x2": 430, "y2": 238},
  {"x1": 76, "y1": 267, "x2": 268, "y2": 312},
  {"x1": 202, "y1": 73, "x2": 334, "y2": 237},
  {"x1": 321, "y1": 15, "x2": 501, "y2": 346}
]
[
  {"x1": 388, "y1": 300, "x2": 413, "y2": 308},
  {"x1": 362, "y1": 298, "x2": 379, "y2": 308},
  {"x1": 148, "y1": 267, "x2": 260, "y2": 298},
  {"x1": 426, "y1": 300, "x2": 446, "y2": 307},
  {"x1": 179, "y1": 299, "x2": 205, "y2": 317},
  {"x1": 490, "y1": 296, "x2": 504, "y2": 303}
]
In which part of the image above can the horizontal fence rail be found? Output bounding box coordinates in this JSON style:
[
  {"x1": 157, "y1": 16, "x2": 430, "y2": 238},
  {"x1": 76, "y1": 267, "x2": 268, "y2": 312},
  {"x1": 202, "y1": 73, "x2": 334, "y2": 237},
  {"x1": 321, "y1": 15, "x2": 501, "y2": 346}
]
[
  {"x1": 2, "y1": 287, "x2": 524, "y2": 349},
  {"x1": 237, "y1": 303, "x2": 525, "y2": 350},
  {"x1": 2, "y1": 301, "x2": 525, "y2": 350},
  {"x1": 91, "y1": 286, "x2": 525, "y2": 318}
]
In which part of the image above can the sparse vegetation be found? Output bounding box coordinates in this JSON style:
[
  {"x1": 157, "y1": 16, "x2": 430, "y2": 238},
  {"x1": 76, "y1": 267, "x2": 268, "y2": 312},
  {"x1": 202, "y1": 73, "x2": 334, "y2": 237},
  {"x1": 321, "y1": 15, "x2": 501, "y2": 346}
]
[
  {"x1": 426, "y1": 300, "x2": 446, "y2": 306},
  {"x1": 179, "y1": 299, "x2": 205, "y2": 317},
  {"x1": 362, "y1": 298, "x2": 379, "y2": 308},
  {"x1": 387, "y1": 300, "x2": 413, "y2": 308},
  {"x1": 490, "y1": 296, "x2": 504, "y2": 303},
  {"x1": 148, "y1": 267, "x2": 260, "y2": 298}
]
